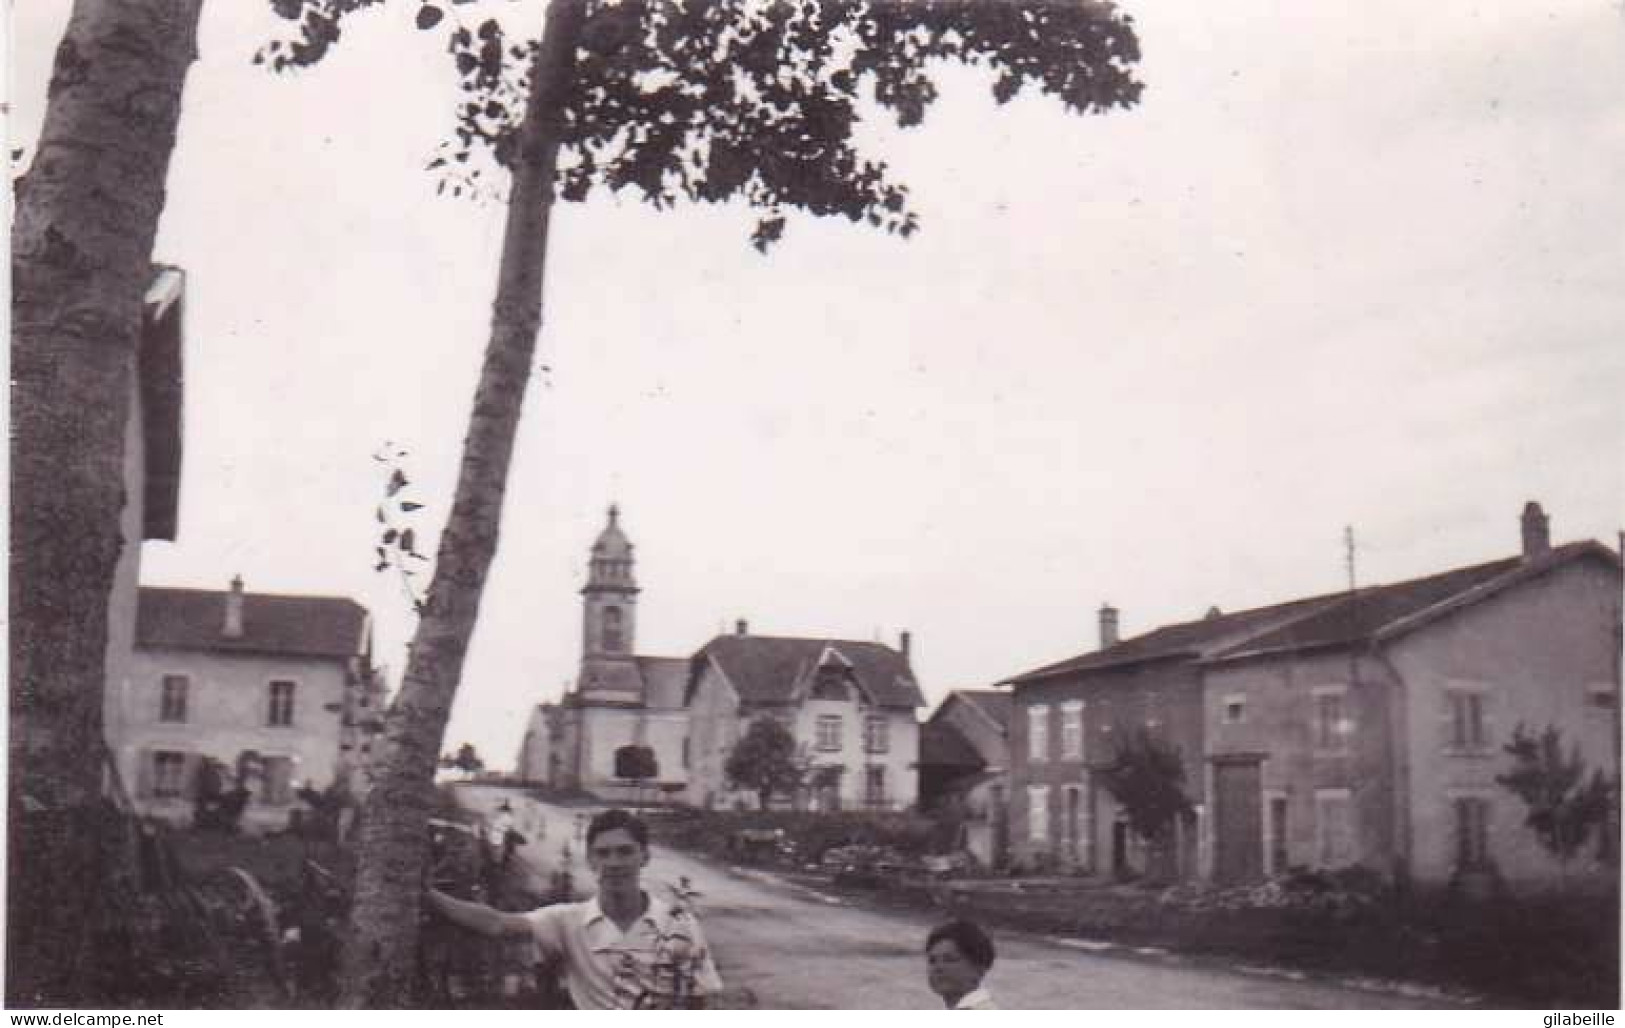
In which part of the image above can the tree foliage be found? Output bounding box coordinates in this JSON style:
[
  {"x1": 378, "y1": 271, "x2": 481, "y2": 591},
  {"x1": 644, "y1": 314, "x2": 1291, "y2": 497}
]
[
  {"x1": 725, "y1": 717, "x2": 802, "y2": 810},
  {"x1": 450, "y1": 742, "x2": 485, "y2": 775},
  {"x1": 262, "y1": 0, "x2": 1142, "y2": 247},
  {"x1": 1097, "y1": 727, "x2": 1192, "y2": 844},
  {"x1": 1496, "y1": 723, "x2": 1616, "y2": 869}
]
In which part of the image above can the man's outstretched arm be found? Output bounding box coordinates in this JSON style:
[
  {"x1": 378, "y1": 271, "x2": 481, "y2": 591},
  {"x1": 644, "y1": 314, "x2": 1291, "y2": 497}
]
[{"x1": 425, "y1": 888, "x2": 534, "y2": 938}]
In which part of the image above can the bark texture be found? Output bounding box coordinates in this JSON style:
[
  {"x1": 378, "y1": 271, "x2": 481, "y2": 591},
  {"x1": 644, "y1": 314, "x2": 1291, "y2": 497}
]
[
  {"x1": 8, "y1": 0, "x2": 202, "y2": 1007},
  {"x1": 335, "y1": 0, "x2": 587, "y2": 1007}
]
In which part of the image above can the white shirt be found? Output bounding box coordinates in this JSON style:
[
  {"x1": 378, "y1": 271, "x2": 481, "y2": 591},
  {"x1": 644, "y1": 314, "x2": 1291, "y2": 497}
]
[
  {"x1": 526, "y1": 894, "x2": 723, "y2": 1009},
  {"x1": 954, "y1": 987, "x2": 997, "y2": 1010}
]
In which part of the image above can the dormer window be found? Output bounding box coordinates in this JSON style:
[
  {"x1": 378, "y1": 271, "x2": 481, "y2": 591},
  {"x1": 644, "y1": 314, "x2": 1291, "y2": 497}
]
[{"x1": 812, "y1": 668, "x2": 849, "y2": 701}]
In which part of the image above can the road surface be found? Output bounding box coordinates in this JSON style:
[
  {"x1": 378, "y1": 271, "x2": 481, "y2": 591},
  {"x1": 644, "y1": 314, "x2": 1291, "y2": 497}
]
[{"x1": 456, "y1": 787, "x2": 1465, "y2": 1010}]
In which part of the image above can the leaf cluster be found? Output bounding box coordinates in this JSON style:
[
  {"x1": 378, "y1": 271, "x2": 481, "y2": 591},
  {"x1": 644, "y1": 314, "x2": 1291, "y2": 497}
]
[
  {"x1": 1496, "y1": 723, "x2": 1616, "y2": 864},
  {"x1": 372, "y1": 442, "x2": 430, "y2": 614},
  {"x1": 1096, "y1": 726, "x2": 1192, "y2": 844},
  {"x1": 723, "y1": 716, "x2": 802, "y2": 802},
  {"x1": 261, "y1": 0, "x2": 1141, "y2": 247}
]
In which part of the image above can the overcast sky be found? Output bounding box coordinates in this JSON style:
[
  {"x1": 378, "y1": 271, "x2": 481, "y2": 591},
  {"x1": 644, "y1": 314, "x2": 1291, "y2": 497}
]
[{"x1": 11, "y1": 1, "x2": 1624, "y2": 768}]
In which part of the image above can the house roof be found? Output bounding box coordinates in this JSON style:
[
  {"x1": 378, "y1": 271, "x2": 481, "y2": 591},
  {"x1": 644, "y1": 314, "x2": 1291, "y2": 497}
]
[
  {"x1": 137, "y1": 586, "x2": 370, "y2": 660},
  {"x1": 948, "y1": 689, "x2": 1012, "y2": 731},
  {"x1": 690, "y1": 634, "x2": 925, "y2": 709},
  {"x1": 919, "y1": 718, "x2": 985, "y2": 770},
  {"x1": 1009, "y1": 592, "x2": 1343, "y2": 683},
  {"x1": 1211, "y1": 541, "x2": 1618, "y2": 663},
  {"x1": 140, "y1": 267, "x2": 185, "y2": 542},
  {"x1": 1009, "y1": 540, "x2": 1620, "y2": 682}
]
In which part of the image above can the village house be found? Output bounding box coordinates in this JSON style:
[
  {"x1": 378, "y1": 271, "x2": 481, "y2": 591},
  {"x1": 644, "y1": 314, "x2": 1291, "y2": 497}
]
[
  {"x1": 685, "y1": 624, "x2": 924, "y2": 812},
  {"x1": 108, "y1": 577, "x2": 379, "y2": 832},
  {"x1": 918, "y1": 690, "x2": 1012, "y2": 867},
  {"x1": 1001, "y1": 502, "x2": 1621, "y2": 890},
  {"x1": 550, "y1": 507, "x2": 691, "y2": 801},
  {"x1": 1199, "y1": 503, "x2": 1621, "y2": 889}
]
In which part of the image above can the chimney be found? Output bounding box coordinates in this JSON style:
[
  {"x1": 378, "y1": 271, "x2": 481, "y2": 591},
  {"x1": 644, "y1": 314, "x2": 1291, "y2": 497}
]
[
  {"x1": 735, "y1": 618, "x2": 749, "y2": 637},
  {"x1": 899, "y1": 630, "x2": 912, "y2": 659},
  {"x1": 1099, "y1": 603, "x2": 1119, "y2": 649},
  {"x1": 1520, "y1": 501, "x2": 1550, "y2": 559},
  {"x1": 223, "y1": 575, "x2": 245, "y2": 638}
]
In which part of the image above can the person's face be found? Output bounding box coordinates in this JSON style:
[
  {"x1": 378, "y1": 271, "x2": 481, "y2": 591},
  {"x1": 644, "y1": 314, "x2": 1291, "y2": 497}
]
[
  {"x1": 586, "y1": 827, "x2": 648, "y2": 889},
  {"x1": 926, "y1": 938, "x2": 984, "y2": 1004}
]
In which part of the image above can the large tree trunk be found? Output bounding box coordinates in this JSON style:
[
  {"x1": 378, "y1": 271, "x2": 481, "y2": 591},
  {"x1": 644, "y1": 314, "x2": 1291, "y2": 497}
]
[
  {"x1": 8, "y1": 0, "x2": 202, "y2": 1007},
  {"x1": 335, "y1": 0, "x2": 587, "y2": 1007}
]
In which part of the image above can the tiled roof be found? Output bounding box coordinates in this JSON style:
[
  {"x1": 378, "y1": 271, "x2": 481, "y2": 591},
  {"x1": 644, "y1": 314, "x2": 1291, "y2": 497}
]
[
  {"x1": 1214, "y1": 541, "x2": 1615, "y2": 662},
  {"x1": 1010, "y1": 592, "x2": 1343, "y2": 682},
  {"x1": 692, "y1": 634, "x2": 924, "y2": 709},
  {"x1": 952, "y1": 690, "x2": 1012, "y2": 731},
  {"x1": 1009, "y1": 540, "x2": 1619, "y2": 682},
  {"x1": 919, "y1": 719, "x2": 984, "y2": 770},
  {"x1": 137, "y1": 586, "x2": 369, "y2": 660}
]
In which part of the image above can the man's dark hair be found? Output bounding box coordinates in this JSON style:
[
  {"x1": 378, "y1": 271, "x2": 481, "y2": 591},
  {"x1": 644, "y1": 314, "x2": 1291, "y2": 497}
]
[
  {"x1": 926, "y1": 919, "x2": 995, "y2": 971},
  {"x1": 585, "y1": 807, "x2": 650, "y2": 850}
]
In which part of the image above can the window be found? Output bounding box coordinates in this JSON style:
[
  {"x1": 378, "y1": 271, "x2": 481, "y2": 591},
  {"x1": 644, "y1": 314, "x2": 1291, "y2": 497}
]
[
  {"x1": 864, "y1": 766, "x2": 886, "y2": 808},
  {"x1": 261, "y1": 756, "x2": 294, "y2": 805},
  {"x1": 1314, "y1": 789, "x2": 1353, "y2": 867},
  {"x1": 1313, "y1": 687, "x2": 1349, "y2": 751},
  {"x1": 159, "y1": 675, "x2": 189, "y2": 723},
  {"x1": 1064, "y1": 783, "x2": 1091, "y2": 868},
  {"x1": 1028, "y1": 704, "x2": 1050, "y2": 763},
  {"x1": 1060, "y1": 700, "x2": 1084, "y2": 761},
  {"x1": 1223, "y1": 694, "x2": 1247, "y2": 725},
  {"x1": 1453, "y1": 796, "x2": 1491, "y2": 870},
  {"x1": 1266, "y1": 794, "x2": 1288, "y2": 876},
  {"x1": 682, "y1": 736, "x2": 690, "y2": 770},
  {"x1": 268, "y1": 680, "x2": 296, "y2": 727},
  {"x1": 1447, "y1": 689, "x2": 1486, "y2": 750},
  {"x1": 816, "y1": 715, "x2": 843, "y2": 752},
  {"x1": 1028, "y1": 784, "x2": 1050, "y2": 843},
  {"x1": 863, "y1": 715, "x2": 889, "y2": 755},
  {"x1": 153, "y1": 751, "x2": 187, "y2": 799},
  {"x1": 602, "y1": 607, "x2": 623, "y2": 651}
]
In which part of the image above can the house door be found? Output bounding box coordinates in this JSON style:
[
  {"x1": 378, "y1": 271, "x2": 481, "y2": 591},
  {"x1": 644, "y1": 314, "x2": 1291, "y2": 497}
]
[
  {"x1": 1111, "y1": 818, "x2": 1130, "y2": 879},
  {"x1": 1212, "y1": 757, "x2": 1264, "y2": 884}
]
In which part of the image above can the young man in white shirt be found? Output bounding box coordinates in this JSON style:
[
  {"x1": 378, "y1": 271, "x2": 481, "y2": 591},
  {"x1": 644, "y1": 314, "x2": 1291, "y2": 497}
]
[
  {"x1": 926, "y1": 919, "x2": 998, "y2": 1010},
  {"x1": 428, "y1": 807, "x2": 723, "y2": 1009}
]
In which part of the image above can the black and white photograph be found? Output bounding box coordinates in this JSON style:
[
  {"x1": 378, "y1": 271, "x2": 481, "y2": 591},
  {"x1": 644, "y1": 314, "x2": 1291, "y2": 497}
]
[{"x1": 8, "y1": 0, "x2": 1623, "y2": 1012}]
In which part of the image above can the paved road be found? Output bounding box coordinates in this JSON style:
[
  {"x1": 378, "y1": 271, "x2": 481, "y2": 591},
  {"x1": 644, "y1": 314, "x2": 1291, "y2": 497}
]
[{"x1": 456, "y1": 787, "x2": 1464, "y2": 1010}]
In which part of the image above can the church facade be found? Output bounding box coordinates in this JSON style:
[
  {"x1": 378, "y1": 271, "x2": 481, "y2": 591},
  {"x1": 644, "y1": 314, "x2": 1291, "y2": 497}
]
[{"x1": 552, "y1": 506, "x2": 691, "y2": 802}]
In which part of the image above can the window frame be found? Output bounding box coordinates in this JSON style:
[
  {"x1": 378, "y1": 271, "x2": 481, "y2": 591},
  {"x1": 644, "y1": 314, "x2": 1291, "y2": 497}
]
[
  {"x1": 1028, "y1": 704, "x2": 1051, "y2": 764},
  {"x1": 267, "y1": 679, "x2": 298, "y2": 727},
  {"x1": 1060, "y1": 700, "x2": 1085, "y2": 761},
  {"x1": 863, "y1": 714, "x2": 889, "y2": 755},
  {"x1": 159, "y1": 674, "x2": 189, "y2": 723},
  {"x1": 1028, "y1": 784, "x2": 1050, "y2": 843},
  {"x1": 153, "y1": 750, "x2": 187, "y2": 799},
  {"x1": 815, "y1": 714, "x2": 843, "y2": 753},
  {"x1": 1312, "y1": 685, "x2": 1351, "y2": 753}
]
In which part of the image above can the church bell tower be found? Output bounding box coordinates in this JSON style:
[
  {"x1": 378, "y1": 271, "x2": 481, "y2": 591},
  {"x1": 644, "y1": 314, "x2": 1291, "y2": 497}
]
[{"x1": 581, "y1": 504, "x2": 638, "y2": 658}]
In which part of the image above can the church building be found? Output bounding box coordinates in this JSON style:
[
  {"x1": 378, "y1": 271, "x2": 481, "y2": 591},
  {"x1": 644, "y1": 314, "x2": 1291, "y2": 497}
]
[{"x1": 552, "y1": 506, "x2": 691, "y2": 800}]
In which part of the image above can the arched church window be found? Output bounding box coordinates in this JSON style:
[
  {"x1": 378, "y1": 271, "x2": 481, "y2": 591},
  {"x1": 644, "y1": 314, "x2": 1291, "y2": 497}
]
[{"x1": 602, "y1": 606, "x2": 624, "y2": 651}]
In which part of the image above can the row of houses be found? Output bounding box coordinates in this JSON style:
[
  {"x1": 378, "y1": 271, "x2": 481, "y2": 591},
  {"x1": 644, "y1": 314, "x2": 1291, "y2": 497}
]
[
  {"x1": 94, "y1": 268, "x2": 383, "y2": 833},
  {"x1": 923, "y1": 502, "x2": 1622, "y2": 889}
]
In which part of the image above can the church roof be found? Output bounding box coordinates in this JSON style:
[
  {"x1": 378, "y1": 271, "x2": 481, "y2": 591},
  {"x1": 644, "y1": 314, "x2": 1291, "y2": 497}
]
[
  {"x1": 689, "y1": 634, "x2": 925, "y2": 709},
  {"x1": 590, "y1": 504, "x2": 633, "y2": 559},
  {"x1": 637, "y1": 656, "x2": 690, "y2": 710}
]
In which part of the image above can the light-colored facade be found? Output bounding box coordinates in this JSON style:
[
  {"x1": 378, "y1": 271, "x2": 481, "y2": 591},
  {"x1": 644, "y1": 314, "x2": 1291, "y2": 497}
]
[
  {"x1": 109, "y1": 581, "x2": 376, "y2": 832},
  {"x1": 686, "y1": 627, "x2": 923, "y2": 811}
]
